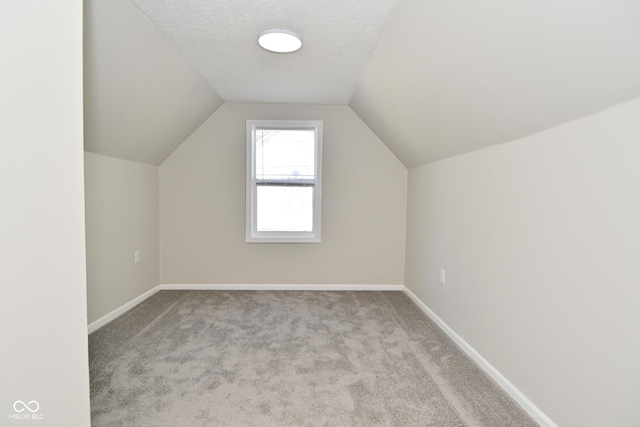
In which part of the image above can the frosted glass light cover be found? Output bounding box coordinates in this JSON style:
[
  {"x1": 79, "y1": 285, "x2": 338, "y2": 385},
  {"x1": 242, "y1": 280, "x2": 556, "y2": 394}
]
[{"x1": 258, "y1": 29, "x2": 302, "y2": 53}]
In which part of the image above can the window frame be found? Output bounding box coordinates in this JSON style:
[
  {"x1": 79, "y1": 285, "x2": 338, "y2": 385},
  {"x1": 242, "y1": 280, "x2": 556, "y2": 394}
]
[{"x1": 245, "y1": 119, "x2": 323, "y2": 243}]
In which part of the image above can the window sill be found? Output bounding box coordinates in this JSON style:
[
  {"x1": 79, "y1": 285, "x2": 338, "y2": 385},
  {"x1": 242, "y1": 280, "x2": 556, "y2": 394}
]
[{"x1": 245, "y1": 233, "x2": 321, "y2": 244}]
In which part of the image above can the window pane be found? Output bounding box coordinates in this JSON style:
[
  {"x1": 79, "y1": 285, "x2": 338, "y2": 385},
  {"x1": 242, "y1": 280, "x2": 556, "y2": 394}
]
[
  {"x1": 257, "y1": 186, "x2": 313, "y2": 232},
  {"x1": 255, "y1": 129, "x2": 315, "y2": 182}
]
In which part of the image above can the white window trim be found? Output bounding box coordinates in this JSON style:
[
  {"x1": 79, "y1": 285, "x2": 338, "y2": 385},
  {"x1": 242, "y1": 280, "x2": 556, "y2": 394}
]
[{"x1": 246, "y1": 119, "x2": 323, "y2": 243}]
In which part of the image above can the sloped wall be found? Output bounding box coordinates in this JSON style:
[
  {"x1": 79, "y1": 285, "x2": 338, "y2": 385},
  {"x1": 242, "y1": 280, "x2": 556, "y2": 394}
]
[
  {"x1": 405, "y1": 98, "x2": 640, "y2": 426},
  {"x1": 160, "y1": 103, "x2": 407, "y2": 285},
  {"x1": 83, "y1": 0, "x2": 223, "y2": 165},
  {"x1": 351, "y1": 0, "x2": 640, "y2": 168}
]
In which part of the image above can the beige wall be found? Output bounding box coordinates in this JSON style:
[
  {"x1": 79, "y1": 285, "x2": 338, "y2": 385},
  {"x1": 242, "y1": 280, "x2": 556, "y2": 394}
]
[
  {"x1": 85, "y1": 152, "x2": 160, "y2": 323},
  {"x1": 160, "y1": 103, "x2": 407, "y2": 285},
  {"x1": 0, "y1": 0, "x2": 91, "y2": 424},
  {"x1": 405, "y1": 98, "x2": 640, "y2": 426}
]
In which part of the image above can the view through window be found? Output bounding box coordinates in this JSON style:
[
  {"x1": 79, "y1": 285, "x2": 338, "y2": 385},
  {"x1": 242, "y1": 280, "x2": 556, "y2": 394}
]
[{"x1": 246, "y1": 120, "x2": 322, "y2": 242}]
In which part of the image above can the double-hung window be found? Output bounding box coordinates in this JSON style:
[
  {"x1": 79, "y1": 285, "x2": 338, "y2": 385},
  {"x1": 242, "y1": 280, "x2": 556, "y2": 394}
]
[{"x1": 246, "y1": 120, "x2": 323, "y2": 243}]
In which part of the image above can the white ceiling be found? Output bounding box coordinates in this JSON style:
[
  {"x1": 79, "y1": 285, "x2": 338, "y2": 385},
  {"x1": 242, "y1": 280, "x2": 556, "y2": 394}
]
[
  {"x1": 84, "y1": 0, "x2": 223, "y2": 165},
  {"x1": 352, "y1": 0, "x2": 640, "y2": 167},
  {"x1": 84, "y1": 0, "x2": 640, "y2": 167},
  {"x1": 130, "y1": 0, "x2": 397, "y2": 104}
]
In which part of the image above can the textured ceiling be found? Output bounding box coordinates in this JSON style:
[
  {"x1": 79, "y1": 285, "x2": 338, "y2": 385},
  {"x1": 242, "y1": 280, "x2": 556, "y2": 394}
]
[
  {"x1": 130, "y1": 0, "x2": 397, "y2": 104},
  {"x1": 86, "y1": 0, "x2": 640, "y2": 168}
]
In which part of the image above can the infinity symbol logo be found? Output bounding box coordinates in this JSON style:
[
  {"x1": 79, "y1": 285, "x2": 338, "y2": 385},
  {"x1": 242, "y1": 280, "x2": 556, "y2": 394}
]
[{"x1": 13, "y1": 400, "x2": 40, "y2": 413}]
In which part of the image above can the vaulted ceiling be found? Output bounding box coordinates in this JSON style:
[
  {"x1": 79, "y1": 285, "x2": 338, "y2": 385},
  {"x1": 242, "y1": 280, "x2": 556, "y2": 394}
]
[
  {"x1": 84, "y1": 0, "x2": 640, "y2": 167},
  {"x1": 352, "y1": 0, "x2": 640, "y2": 167}
]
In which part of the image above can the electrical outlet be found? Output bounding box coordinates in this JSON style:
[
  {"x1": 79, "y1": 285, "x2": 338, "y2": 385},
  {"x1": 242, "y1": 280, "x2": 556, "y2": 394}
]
[
  {"x1": 440, "y1": 268, "x2": 446, "y2": 284},
  {"x1": 134, "y1": 250, "x2": 140, "y2": 264}
]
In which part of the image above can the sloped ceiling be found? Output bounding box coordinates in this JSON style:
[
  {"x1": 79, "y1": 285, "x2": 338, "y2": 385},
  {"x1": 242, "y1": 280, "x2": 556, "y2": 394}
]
[
  {"x1": 85, "y1": 0, "x2": 640, "y2": 168},
  {"x1": 351, "y1": 0, "x2": 640, "y2": 167},
  {"x1": 84, "y1": 0, "x2": 223, "y2": 165}
]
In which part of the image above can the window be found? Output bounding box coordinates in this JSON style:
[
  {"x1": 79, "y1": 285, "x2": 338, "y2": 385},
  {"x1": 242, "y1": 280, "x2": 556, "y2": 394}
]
[{"x1": 246, "y1": 120, "x2": 323, "y2": 243}]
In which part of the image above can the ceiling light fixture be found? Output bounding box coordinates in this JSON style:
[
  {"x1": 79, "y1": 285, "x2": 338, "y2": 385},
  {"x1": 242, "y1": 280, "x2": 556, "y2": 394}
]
[{"x1": 258, "y1": 29, "x2": 302, "y2": 53}]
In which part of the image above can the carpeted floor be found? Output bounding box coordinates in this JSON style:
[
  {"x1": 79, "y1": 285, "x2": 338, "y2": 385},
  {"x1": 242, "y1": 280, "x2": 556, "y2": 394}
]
[{"x1": 89, "y1": 290, "x2": 537, "y2": 426}]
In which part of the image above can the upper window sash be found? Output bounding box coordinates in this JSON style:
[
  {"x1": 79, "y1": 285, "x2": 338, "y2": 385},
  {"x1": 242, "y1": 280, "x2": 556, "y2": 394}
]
[{"x1": 246, "y1": 120, "x2": 323, "y2": 243}]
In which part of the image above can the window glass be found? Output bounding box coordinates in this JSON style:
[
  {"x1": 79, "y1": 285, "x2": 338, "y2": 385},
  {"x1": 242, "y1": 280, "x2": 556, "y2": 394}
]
[
  {"x1": 246, "y1": 120, "x2": 322, "y2": 243},
  {"x1": 256, "y1": 186, "x2": 314, "y2": 232},
  {"x1": 255, "y1": 129, "x2": 315, "y2": 182}
]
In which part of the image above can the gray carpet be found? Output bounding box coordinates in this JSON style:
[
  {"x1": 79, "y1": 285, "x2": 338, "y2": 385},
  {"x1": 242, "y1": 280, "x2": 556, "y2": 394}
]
[{"x1": 89, "y1": 291, "x2": 537, "y2": 426}]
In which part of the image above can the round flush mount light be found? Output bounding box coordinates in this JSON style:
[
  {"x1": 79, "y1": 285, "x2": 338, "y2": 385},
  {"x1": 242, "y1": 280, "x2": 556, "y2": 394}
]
[{"x1": 258, "y1": 29, "x2": 302, "y2": 53}]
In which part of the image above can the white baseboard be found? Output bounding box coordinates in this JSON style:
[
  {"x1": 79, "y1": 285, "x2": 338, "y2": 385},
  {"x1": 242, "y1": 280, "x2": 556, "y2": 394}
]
[
  {"x1": 87, "y1": 283, "x2": 554, "y2": 426},
  {"x1": 402, "y1": 286, "x2": 557, "y2": 427},
  {"x1": 160, "y1": 284, "x2": 404, "y2": 291},
  {"x1": 88, "y1": 284, "x2": 403, "y2": 333},
  {"x1": 87, "y1": 286, "x2": 161, "y2": 333}
]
